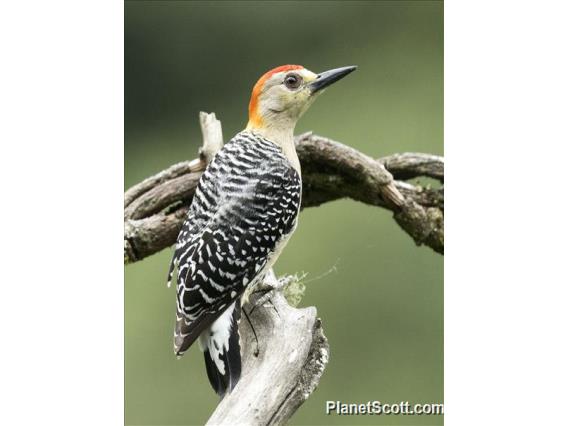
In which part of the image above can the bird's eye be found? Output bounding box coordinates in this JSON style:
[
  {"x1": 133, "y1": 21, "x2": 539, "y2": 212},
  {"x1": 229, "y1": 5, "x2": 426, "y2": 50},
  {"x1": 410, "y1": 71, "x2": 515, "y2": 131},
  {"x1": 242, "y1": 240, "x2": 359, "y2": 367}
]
[{"x1": 284, "y1": 73, "x2": 302, "y2": 90}]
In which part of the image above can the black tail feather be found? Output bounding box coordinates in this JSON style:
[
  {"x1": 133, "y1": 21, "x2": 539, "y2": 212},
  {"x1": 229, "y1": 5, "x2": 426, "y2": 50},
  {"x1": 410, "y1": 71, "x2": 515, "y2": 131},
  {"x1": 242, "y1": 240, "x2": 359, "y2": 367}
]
[{"x1": 203, "y1": 301, "x2": 242, "y2": 397}]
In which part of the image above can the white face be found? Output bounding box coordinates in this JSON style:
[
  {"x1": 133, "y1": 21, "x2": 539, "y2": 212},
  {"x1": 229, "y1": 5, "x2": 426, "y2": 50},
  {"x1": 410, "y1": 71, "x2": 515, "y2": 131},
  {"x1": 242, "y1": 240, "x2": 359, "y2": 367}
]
[{"x1": 255, "y1": 68, "x2": 320, "y2": 127}]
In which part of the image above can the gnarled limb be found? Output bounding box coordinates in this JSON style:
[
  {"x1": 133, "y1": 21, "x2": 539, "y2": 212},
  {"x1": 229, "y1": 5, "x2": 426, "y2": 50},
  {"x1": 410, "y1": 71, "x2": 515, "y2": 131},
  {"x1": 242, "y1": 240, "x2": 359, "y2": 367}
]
[{"x1": 124, "y1": 115, "x2": 443, "y2": 263}]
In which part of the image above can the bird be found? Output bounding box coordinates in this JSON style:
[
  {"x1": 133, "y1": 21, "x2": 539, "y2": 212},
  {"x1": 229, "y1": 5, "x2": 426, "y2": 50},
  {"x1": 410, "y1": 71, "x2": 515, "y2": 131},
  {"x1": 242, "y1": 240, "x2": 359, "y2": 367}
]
[{"x1": 167, "y1": 64, "x2": 357, "y2": 397}]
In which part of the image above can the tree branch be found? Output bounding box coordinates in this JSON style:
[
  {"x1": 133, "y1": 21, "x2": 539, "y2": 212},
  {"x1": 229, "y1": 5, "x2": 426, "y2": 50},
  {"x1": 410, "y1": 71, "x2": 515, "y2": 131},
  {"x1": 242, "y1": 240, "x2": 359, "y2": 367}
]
[
  {"x1": 379, "y1": 152, "x2": 444, "y2": 182},
  {"x1": 124, "y1": 128, "x2": 443, "y2": 263}
]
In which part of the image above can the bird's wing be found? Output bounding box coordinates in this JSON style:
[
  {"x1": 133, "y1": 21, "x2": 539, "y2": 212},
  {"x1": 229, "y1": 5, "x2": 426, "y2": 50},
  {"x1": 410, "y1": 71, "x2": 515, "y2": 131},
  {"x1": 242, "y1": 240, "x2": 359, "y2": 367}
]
[{"x1": 171, "y1": 143, "x2": 301, "y2": 356}]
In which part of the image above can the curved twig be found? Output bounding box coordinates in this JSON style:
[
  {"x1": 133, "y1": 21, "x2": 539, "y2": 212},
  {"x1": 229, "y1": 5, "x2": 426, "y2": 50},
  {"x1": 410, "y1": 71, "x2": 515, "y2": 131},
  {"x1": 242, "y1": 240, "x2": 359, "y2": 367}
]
[{"x1": 124, "y1": 115, "x2": 444, "y2": 263}]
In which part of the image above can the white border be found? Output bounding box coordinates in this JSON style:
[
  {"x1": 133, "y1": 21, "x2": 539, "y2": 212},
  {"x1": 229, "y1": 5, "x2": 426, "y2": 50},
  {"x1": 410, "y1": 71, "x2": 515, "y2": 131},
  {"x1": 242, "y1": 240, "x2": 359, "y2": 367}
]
[
  {"x1": 1, "y1": 1, "x2": 568, "y2": 424},
  {"x1": 446, "y1": 1, "x2": 568, "y2": 424},
  {"x1": 0, "y1": 1, "x2": 123, "y2": 425}
]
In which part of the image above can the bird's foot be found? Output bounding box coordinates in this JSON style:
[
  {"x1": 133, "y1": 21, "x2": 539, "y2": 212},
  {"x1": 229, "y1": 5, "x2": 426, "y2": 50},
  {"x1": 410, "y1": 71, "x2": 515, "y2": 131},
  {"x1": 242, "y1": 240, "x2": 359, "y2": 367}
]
[{"x1": 251, "y1": 270, "x2": 294, "y2": 313}]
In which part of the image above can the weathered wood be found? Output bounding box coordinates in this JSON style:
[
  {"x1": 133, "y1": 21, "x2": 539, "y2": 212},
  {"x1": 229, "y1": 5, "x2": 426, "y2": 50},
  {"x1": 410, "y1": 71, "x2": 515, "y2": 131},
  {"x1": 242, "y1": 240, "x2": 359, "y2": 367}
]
[
  {"x1": 124, "y1": 115, "x2": 444, "y2": 263},
  {"x1": 198, "y1": 111, "x2": 224, "y2": 164},
  {"x1": 379, "y1": 152, "x2": 444, "y2": 182},
  {"x1": 206, "y1": 289, "x2": 329, "y2": 426}
]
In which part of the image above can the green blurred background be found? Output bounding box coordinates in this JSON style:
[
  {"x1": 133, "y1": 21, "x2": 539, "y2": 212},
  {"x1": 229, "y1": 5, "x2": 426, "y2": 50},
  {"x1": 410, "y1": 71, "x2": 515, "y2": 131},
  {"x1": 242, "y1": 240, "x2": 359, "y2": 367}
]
[{"x1": 125, "y1": 1, "x2": 443, "y2": 425}]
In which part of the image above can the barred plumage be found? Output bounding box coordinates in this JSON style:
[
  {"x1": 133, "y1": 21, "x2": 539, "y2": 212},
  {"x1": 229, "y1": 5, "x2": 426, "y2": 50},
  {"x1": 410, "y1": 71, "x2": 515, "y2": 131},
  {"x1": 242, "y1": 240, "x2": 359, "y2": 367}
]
[{"x1": 168, "y1": 131, "x2": 301, "y2": 395}]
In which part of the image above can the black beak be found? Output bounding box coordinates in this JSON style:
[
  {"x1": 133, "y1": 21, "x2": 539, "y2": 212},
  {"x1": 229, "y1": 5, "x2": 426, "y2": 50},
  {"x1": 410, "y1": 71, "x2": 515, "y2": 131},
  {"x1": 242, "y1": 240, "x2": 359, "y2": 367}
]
[{"x1": 309, "y1": 65, "x2": 357, "y2": 94}]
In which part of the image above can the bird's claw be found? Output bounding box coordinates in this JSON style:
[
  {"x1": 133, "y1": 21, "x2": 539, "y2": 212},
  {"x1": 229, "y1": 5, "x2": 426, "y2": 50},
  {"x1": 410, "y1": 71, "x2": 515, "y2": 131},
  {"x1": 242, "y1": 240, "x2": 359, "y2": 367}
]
[{"x1": 251, "y1": 271, "x2": 293, "y2": 313}]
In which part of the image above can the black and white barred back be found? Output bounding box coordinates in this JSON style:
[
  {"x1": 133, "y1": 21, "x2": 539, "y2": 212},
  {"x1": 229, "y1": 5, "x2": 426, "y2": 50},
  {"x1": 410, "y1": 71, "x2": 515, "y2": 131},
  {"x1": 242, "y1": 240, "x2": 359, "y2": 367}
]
[{"x1": 167, "y1": 130, "x2": 302, "y2": 396}]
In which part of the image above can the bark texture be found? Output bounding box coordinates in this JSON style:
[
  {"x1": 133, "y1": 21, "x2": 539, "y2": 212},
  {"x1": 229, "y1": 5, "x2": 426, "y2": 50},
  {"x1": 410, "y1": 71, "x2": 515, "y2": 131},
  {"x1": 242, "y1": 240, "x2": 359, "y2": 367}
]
[
  {"x1": 206, "y1": 289, "x2": 329, "y2": 426},
  {"x1": 124, "y1": 126, "x2": 444, "y2": 264}
]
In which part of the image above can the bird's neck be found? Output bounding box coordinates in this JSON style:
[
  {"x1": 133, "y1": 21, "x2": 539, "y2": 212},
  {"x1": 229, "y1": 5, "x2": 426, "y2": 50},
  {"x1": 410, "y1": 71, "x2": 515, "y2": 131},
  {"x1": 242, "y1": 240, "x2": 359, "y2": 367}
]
[{"x1": 245, "y1": 121, "x2": 301, "y2": 174}]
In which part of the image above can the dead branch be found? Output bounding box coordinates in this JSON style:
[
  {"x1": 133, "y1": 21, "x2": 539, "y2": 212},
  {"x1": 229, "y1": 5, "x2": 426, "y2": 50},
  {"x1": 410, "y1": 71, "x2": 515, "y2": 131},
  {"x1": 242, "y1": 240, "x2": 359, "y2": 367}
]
[
  {"x1": 124, "y1": 118, "x2": 443, "y2": 264},
  {"x1": 206, "y1": 287, "x2": 329, "y2": 426}
]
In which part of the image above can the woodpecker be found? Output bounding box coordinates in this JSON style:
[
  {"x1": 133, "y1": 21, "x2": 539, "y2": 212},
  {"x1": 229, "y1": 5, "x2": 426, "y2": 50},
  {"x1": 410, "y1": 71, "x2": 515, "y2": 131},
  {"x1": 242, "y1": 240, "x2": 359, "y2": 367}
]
[{"x1": 168, "y1": 64, "x2": 357, "y2": 397}]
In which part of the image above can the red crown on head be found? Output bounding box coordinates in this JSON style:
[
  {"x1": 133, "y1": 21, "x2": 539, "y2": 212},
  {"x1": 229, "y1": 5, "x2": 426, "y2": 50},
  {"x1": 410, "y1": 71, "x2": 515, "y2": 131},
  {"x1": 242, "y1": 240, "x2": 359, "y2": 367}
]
[{"x1": 248, "y1": 65, "x2": 304, "y2": 128}]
